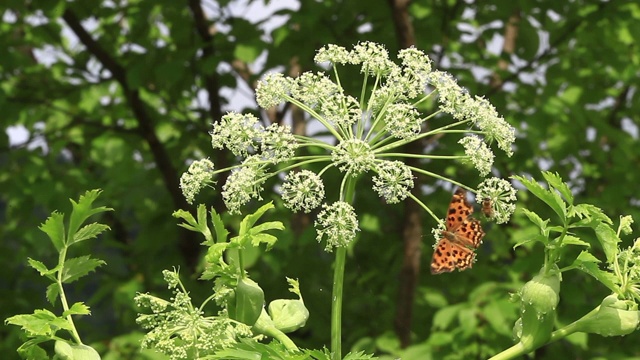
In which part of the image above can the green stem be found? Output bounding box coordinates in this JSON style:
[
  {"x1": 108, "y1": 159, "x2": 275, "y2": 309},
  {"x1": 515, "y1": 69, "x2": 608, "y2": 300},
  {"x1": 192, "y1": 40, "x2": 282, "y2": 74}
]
[
  {"x1": 331, "y1": 246, "x2": 346, "y2": 360},
  {"x1": 488, "y1": 342, "x2": 526, "y2": 360},
  {"x1": 331, "y1": 177, "x2": 357, "y2": 360},
  {"x1": 489, "y1": 311, "x2": 589, "y2": 360},
  {"x1": 57, "y1": 247, "x2": 83, "y2": 344}
]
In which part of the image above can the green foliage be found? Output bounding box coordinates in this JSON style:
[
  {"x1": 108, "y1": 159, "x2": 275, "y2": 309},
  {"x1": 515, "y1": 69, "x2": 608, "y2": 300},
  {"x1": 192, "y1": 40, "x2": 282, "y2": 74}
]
[
  {"x1": 3, "y1": 1, "x2": 640, "y2": 359},
  {"x1": 490, "y1": 173, "x2": 640, "y2": 359},
  {"x1": 5, "y1": 190, "x2": 111, "y2": 359},
  {"x1": 137, "y1": 203, "x2": 309, "y2": 359}
]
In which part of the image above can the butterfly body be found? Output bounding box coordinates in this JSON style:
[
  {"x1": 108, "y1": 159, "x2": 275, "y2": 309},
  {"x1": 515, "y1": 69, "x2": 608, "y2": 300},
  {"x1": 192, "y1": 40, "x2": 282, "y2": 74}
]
[{"x1": 430, "y1": 188, "x2": 485, "y2": 274}]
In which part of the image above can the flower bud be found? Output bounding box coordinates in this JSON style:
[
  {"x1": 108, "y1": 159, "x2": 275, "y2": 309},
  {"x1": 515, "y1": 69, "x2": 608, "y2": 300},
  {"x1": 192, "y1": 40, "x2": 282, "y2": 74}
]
[
  {"x1": 572, "y1": 295, "x2": 640, "y2": 336},
  {"x1": 268, "y1": 299, "x2": 309, "y2": 333},
  {"x1": 517, "y1": 268, "x2": 561, "y2": 352},
  {"x1": 54, "y1": 341, "x2": 100, "y2": 360},
  {"x1": 229, "y1": 277, "x2": 264, "y2": 327}
]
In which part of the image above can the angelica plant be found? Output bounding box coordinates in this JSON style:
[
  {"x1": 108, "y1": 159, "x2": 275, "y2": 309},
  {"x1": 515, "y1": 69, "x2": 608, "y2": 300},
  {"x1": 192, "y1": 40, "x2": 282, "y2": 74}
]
[
  {"x1": 5, "y1": 190, "x2": 111, "y2": 360},
  {"x1": 180, "y1": 41, "x2": 517, "y2": 359},
  {"x1": 491, "y1": 172, "x2": 640, "y2": 360}
]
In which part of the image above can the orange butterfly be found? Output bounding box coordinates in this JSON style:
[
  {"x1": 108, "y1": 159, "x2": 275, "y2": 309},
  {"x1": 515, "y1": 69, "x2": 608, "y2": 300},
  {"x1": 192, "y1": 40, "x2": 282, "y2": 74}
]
[{"x1": 430, "y1": 188, "x2": 485, "y2": 274}]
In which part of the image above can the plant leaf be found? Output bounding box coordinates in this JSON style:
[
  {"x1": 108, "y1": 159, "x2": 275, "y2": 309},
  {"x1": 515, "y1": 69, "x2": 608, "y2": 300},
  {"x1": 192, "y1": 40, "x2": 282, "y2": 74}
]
[
  {"x1": 514, "y1": 175, "x2": 566, "y2": 221},
  {"x1": 572, "y1": 251, "x2": 619, "y2": 293},
  {"x1": 67, "y1": 190, "x2": 113, "y2": 243},
  {"x1": 61, "y1": 256, "x2": 106, "y2": 283},
  {"x1": 39, "y1": 211, "x2": 65, "y2": 251},
  {"x1": 542, "y1": 171, "x2": 573, "y2": 205},
  {"x1": 521, "y1": 209, "x2": 549, "y2": 237},
  {"x1": 62, "y1": 302, "x2": 91, "y2": 317},
  {"x1": 562, "y1": 235, "x2": 591, "y2": 248},
  {"x1": 210, "y1": 206, "x2": 229, "y2": 244},
  {"x1": 46, "y1": 283, "x2": 61, "y2": 305},
  {"x1": 70, "y1": 223, "x2": 110, "y2": 246},
  {"x1": 238, "y1": 202, "x2": 275, "y2": 238},
  {"x1": 595, "y1": 223, "x2": 620, "y2": 264},
  {"x1": 174, "y1": 205, "x2": 215, "y2": 245},
  {"x1": 27, "y1": 258, "x2": 55, "y2": 279},
  {"x1": 5, "y1": 309, "x2": 71, "y2": 337}
]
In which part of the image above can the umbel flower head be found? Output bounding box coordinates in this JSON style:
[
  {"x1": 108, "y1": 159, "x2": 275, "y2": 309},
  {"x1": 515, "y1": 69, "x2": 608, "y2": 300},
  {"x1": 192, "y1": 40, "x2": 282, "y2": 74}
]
[{"x1": 180, "y1": 41, "x2": 517, "y2": 251}]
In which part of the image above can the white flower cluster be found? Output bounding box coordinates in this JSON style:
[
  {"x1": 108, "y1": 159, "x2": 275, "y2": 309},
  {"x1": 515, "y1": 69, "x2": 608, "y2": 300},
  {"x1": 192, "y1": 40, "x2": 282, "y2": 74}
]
[{"x1": 182, "y1": 41, "x2": 518, "y2": 251}]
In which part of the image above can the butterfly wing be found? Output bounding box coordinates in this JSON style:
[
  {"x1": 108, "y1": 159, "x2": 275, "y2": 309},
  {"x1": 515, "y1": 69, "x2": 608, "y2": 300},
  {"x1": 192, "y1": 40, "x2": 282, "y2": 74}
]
[
  {"x1": 430, "y1": 188, "x2": 485, "y2": 274},
  {"x1": 446, "y1": 188, "x2": 472, "y2": 229},
  {"x1": 430, "y1": 237, "x2": 476, "y2": 274}
]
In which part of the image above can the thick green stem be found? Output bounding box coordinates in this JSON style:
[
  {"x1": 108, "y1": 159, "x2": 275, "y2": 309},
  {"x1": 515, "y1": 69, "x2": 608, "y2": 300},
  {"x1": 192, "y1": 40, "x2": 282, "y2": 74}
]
[
  {"x1": 489, "y1": 313, "x2": 587, "y2": 360},
  {"x1": 331, "y1": 247, "x2": 346, "y2": 360},
  {"x1": 331, "y1": 177, "x2": 357, "y2": 360}
]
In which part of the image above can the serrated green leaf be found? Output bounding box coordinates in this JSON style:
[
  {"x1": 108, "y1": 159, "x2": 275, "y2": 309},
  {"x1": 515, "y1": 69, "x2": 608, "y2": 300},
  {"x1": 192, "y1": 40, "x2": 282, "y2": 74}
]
[
  {"x1": 211, "y1": 206, "x2": 229, "y2": 244},
  {"x1": 174, "y1": 205, "x2": 214, "y2": 244},
  {"x1": 46, "y1": 283, "x2": 61, "y2": 305},
  {"x1": 208, "y1": 348, "x2": 262, "y2": 360},
  {"x1": 573, "y1": 251, "x2": 618, "y2": 293},
  {"x1": 27, "y1": 258, "x2": 54, "y2": 277},
  {"x1": 63, "y1": 302, "x2": 91, "y2": 317},
  {"x1": 595, "y1": 223, "x2": 620, "y2": 264},
  {"x1": 286, "y1": 278, "x2": 302, "y2": 299},
  {"x1": 342, "y1": 350, "x2": 376, "y2": 359},
  {"x1": 513, "y1": 234, "x2": 547, "y2": 249},
  {"x1": 61, "y1": 256, "x2": 106, "y2": 283},
  {"x1": 173, "y1": 208, "x2": 198, "y2": 230},
  {"x1": 196, "y1": 204, "x2": 214, "y2": 244},
  {"x1": 562, "y1": 235, "x2": 590, "y2": 248},
  {"x1": 575, "y1": 250, "x2": 601, "y2": 264},
  {"x1": 39, "y1": 211, "x2": 65, "y2": 251},
  {"x1": 515, "y1": 175, "x2": 566, "y2": 221},
  {"x1": 70, "y1": 223, "x2": 110, "y2": 246},
  {"x1": 238, "y1": 202, "x2": 275, "y2": 237},
  {"x1": 249, "y1": 233, "x2": 278, "y2": 250},
  {"x1": 67, "y1": 189, "x2": 113, "y2": 243},
  {"x1": 570, "y1": 203, "x2": 613, "y2": 227},
  {"x1": 5, "y1": 309, "x2": 70, "y2": 337},
  {"x1": 521, "y1": 209, "x2": 549, "y2": 235},
  {"x1": 542, "y1": 171, "x2": 573, "y2": 205},
  {"x1": 16, "y1": 337, "x2": 50, "y2": 360}
]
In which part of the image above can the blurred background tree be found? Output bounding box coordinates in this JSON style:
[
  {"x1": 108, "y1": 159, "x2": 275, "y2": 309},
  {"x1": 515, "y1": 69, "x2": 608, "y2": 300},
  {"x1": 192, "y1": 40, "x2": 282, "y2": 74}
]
[{"x1": 1, "y1": 0, "x2": 639, "y2": 358}]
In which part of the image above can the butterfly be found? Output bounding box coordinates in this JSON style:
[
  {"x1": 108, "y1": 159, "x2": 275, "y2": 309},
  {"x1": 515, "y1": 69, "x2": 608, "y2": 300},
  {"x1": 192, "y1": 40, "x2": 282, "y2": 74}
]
[{"x1": 430, "y1": 188, "x2": 485, "y2": 274}]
